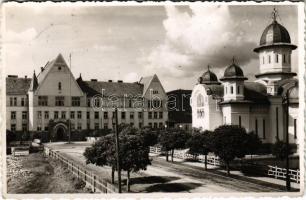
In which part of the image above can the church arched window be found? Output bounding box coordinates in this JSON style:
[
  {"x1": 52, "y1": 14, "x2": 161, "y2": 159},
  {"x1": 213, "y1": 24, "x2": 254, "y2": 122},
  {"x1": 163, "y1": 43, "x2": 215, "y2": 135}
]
[{"x1": 197, "y1": 94, "x2": 204, "y2": 107}]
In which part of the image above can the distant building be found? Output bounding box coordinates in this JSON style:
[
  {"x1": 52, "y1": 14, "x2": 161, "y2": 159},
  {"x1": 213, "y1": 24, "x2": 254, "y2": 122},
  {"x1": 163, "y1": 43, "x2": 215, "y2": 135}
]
[
  {"x1": 167, "y1": 89, "x2": 192, "y2": 131},
  {"x1": 191, "y1": 11, "x2": 299, "y2": 145},
  {"x1": 6, "y1": 54, "x2": 168, "y2": 140}
]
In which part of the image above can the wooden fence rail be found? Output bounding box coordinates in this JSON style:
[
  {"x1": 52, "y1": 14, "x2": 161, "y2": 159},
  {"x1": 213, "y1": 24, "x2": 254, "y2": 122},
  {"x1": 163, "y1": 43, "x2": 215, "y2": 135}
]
[
  {"x1": 44, "y1": 146, "x2": 118, "y2": 193},
  {"x1": 149, "y1": 146, "x2": 300, "y2": 183}
]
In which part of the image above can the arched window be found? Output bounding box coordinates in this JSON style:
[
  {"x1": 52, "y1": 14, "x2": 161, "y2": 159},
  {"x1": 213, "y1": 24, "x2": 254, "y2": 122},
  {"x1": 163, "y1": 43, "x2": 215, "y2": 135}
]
[
  {"x1": 58, "y1": 82, "x2": 62, "y2": 90},
  {"x1": 197, "y1": 94, "x2": 204, "y2": 107},
  {"x1": 275, "y1": 54, "x2": 279, "y2": 63},
  {"x1": 268, "y1": 55, "x2": 271, "y2": 63},
  {"x1": 237, "y1": 86, "x2": 240, "y2": 94},
  {"x1": 283, "y1": 54, "x2": 286, "y2": 63},
  {"x1": 230, "y1": 86, "x2": 234, "y2": 94}
]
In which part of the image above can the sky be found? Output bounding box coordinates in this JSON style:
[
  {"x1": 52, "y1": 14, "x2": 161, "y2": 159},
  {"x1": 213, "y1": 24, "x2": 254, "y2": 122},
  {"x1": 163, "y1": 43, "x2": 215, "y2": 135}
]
[{"x1": 3, "y1": 3, "x2": 300, "y2": 92}]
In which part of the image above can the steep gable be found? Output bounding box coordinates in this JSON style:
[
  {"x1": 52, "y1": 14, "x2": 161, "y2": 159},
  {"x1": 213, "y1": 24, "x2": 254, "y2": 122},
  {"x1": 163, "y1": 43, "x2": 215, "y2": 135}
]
[{"x1": 35, "y1": 54, "x2": 84, "y2": 96}]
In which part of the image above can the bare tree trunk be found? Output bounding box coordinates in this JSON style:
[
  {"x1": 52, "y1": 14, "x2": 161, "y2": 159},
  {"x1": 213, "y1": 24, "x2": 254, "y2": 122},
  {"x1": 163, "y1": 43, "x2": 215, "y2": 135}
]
[
  {"x1": 111, "y1": 166, "x2": 115, "y2": 184},
  {"x1": 127, "y1": 170, "x2": 130, "y2": 192},
  {"x1": 171, "y1": 149, "x2": 174, "y2": 162},
  {"x1": 166, "y1": 151, "x2": 169, "y2": 161},
  {"x1": 226, "y1": 161, "x2": 230, "y2": 176},
  {"x1": 204, "y1": 155, "x2": 207, "y2": 170}
]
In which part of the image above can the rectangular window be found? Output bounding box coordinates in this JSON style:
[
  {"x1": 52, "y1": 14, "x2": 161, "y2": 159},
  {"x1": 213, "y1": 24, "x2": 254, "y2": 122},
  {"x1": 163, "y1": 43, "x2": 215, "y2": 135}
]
[
  {"x1": 104, "y1": 112, "x2": 108, "y2": 119},
  {"x1": 148, "y1": 112, "x2": 152, "y2": 119},
  {"x1": 71, "y1": 123, "x2": 75, "y2": 130},
  {"x1": 71, "y1": 97, "x2": 81, "y2": 107},
  {"x1": 148, "y1": 122, "x2": 152, "y2": 128},
  {"x1": 294, "y1": 119, "x2": 297, "y2": 139},
  {"x1": 22, "y1": 111, "x2": 27, "y2": 120},
  {"x1": 87, "y1": 98, "x2": 91, "y2": 107},
  {"x1": 11, "y1": 124, "x2": 16, "y2": 131},
  {"x1": 154, "y1": 123, "x2": 158, "y2": 128},
  {"x1": 87, "y1": 111, "x2": 90, "y2": 119},
  {"x1": 37, "y1": 111, "x2": 42, "y2": 119},
  {"x1": 239, "y1": 116, "x2": 241, "y2": 127},
  {"x1": 94, "y1": 98, "x2": 100, "y2": 107},
  {"x1": 37, "y1": 125, "x2": 42, "y2": 131},
  {"x1": 70, "y1": 111, "x2": 75, "y2": 119},
  {"x1": 263, "y1": 119, "x2": 266, "y2": 139},
  {"x1": 255, "y1": 119, "x2": 258, "y2": 135},
  {"x1": 77, "y1": 123, "x2": 82, "y2": 130},
  {"x1": 54, "y1": 111, "x2": 59, "y2": 119},
  {"x1": 130, "y1": 112, "x2": 134, "y2": 119},
  {"x1": 104, "y1": 123, "x2": 108, "y2": 129},
  {"x1": 121, "y1": 112, "x2": 126, "y2": 119},
  {"x1": 95, "y1": 111, "x2": 99, "y2": 119},
  {"x1": 22, "y1": 123, "x2": 27, "y2": 132},
  {"x1": 44, "y1": 111, "x2": 49, "y2": 119},
  {"x1": 159, "y1": 122, "x2": 163, "y2": 128},
  {"x1": 10, "y1": 97, "x2": 13, "y2": 106},
  {"x1": 159, "y1": 112, "x2": 163, "y2": 119},
  {"x1": 138, "y1": 112, "x2": 142, "y2": 119},
  {"x1": 11, "y1": 111, "x2": 16, "y2": 120},
  {"x1": 128, "y1": 100, "x2": 132, "y2": 108},
  {"x1": 38, "y1": 96, "x2": 48, "y2": 106},
  {"x1": 154, "y1": 112, "x2": 158, "y2": 119},
  {"x1": 61, "y1": 111, "x2": 66, "y2": 119},
  {"x1": 55, "y1": 96, "x2": 65, "y2": 106},
  {"x1": 45, "y1": 126, "x2": 48, "y2": 131},
  {"x1": 94, "y1": 123, "x2": 99, "y2": 130},
  {"x1": 139, "y1": 122, "x2": 143, "y2": 128},
  {"x1": 77, "y1": 111, "x2": 82, "y2": 119},
  {"x1": 14, "y1": 97, "x2": 17, "y2": 106},
  {"x1": 21, "y1": 98, "x2": 25, "y2": 106},
  {"x1": 276, "y1": 107, "x2": 279, "y2": 139}
]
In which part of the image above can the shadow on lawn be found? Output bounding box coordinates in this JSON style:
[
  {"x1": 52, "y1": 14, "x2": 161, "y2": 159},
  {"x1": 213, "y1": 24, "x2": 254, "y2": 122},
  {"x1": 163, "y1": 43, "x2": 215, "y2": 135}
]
[{"x1": 144, "y1": 182, "x2": 202, "y2": 192}]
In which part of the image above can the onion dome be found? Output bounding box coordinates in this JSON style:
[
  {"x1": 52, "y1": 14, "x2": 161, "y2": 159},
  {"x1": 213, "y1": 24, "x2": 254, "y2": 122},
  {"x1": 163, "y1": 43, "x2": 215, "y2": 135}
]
[
  {"x1": 220, "y1": 57, "x2": 248, "y2": 81},
  {"x1": 254, "y1": 8, "x2": 297, "y2": 52},
  {"x1": 198, "y1": 65, "x2": 221, "y2": 85}
]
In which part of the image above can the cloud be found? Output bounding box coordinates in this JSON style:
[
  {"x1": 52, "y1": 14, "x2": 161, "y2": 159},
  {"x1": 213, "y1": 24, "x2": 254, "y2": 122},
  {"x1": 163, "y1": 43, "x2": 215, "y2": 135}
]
[
  {"x1": 124, "y1": 72, "x2": 139, "y2": 82},
  {"x1": 144, "y1": 5, "x2": 257, "y2": 78},
  {"x1": 4, "y1": 28, "x2": 37, "y2": 43}
]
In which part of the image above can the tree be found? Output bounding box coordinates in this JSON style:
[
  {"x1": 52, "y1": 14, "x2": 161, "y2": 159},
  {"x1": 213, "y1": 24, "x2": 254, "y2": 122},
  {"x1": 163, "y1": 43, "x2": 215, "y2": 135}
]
[
  {"x1": 186, "y1": 130, "x2": 212, "y2": 170},
  {"x1": 244, "y1": 131, "x2": 262, "y2": 159},
  {"x1": 158, "y1": 128, "x2": 190, "y2": 162},
  {"x1": 84, "y1": 131, "x2": 151, "y2": 192},
  {"x1": 212, "y1": 125, "x2": 248, "y2": 175},
  {"x1": 120, "y1": 134, "x2": 151, "y2": 192},
  {"x1": 272, "y1": 139, "x2": 292, "y2": 160}
]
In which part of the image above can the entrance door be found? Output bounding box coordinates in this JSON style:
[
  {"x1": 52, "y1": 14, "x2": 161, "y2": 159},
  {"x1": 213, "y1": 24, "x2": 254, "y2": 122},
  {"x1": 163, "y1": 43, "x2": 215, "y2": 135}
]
[{"x1": 56, "y1": 126, "x2": 66, "y2": 141}]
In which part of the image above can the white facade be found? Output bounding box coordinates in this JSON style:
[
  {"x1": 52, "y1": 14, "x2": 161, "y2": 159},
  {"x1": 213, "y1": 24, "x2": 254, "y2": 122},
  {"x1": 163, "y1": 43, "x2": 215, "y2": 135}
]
[
  {"x1": 191, "y1": 17, "x2": 299, "y2": 145},
  {"x1": 6, "y1": 54, "x2": 168, "y2": 139}
]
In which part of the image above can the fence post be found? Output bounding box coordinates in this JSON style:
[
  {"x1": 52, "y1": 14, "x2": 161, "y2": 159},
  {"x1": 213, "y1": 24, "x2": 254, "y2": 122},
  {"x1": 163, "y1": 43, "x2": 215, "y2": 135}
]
[{"x1": 92, "y1": 175, "x2": 96, "y2": 193}]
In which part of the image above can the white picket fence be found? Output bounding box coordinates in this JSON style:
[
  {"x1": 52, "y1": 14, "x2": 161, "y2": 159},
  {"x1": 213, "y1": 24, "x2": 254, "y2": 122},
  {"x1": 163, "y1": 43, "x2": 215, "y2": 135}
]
[
  {"x1": 149, "y1": 146, "x2": 221, "y2": 166},
  {"x1": 150, "y1": 146, "x2": 300, "y2": 183},
  {"x1": 268, "y1": 165, "x2": 300, "y2": 183}
]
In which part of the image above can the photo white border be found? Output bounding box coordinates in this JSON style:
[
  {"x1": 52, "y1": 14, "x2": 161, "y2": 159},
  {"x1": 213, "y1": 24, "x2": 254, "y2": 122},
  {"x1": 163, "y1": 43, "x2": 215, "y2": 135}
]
[{"x1": 0, "y1": 1, "x2": 304, "y2": 199}]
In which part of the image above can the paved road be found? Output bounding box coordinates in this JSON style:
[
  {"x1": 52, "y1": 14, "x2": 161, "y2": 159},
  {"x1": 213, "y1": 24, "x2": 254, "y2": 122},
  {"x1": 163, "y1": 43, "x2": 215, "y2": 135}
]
[{"x1": 150, "y1": 156, "x2": 284, "y2": 192}]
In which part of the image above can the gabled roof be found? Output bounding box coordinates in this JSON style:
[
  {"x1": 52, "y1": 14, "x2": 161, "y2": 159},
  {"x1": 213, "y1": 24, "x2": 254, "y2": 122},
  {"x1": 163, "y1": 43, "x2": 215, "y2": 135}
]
[
  {"x1": 6, "y1": 77, "x2": 32, "y2": 95},
  {"x1": 77, "y1": 79, "x2": 144, "y2": 97},
  {"x1": 139, "y1": 75, "x2": 154, "y2": 96}
]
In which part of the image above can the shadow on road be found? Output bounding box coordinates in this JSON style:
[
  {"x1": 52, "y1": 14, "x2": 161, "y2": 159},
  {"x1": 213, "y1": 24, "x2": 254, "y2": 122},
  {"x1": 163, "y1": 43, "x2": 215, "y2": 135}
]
[
  {"x1": 144, "y1": 182, "x2": 202, "y2": 193},
  {"x1": 130, "y1": 176, "x2": 179, "y2": 185}
]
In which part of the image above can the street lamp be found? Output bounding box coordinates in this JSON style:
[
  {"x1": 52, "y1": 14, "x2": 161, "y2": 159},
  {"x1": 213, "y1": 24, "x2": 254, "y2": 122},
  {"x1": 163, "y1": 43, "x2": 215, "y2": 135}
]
[{"x1": 282, "y1": 82, "x2": 297, "y2": 191}]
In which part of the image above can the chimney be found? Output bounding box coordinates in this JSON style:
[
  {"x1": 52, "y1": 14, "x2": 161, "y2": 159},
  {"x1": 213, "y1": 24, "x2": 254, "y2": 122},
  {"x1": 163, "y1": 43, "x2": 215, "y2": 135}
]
[
  {"x1": 91, "y1": 79, "x2": 97, "y2": 82},
  {"x1": 118, "y1": 80, "x2": 123, "y2": 83},
  {"x1": 25, "y1": 75, "x2": 27, "y2": 79},
  {"x1": 108, "y1": 80, "x2": 113, "y2": 82},
  {"x1": 8, "y1": 75, "x2": 18, "y2": 78},
  {"x1": 41, "y1": 67, "x2": 44, "y2": 72}
]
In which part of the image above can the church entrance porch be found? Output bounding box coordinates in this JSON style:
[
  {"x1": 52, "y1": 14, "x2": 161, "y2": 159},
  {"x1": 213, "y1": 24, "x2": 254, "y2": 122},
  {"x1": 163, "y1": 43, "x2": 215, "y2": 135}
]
[{"x1": 49, "y1": 120, "x2": 69, "y2": 141}]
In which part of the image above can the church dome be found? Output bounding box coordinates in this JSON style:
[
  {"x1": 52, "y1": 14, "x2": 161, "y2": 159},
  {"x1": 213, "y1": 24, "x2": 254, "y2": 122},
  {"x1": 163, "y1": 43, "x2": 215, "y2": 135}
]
[
  {"x1": 220, "y1": 58, "x2": 247, "y2": 81},
  {"x1": 254, "y1": 9, "x2": 297, "y2": 52},
  {"x1": 198, "y1": 66, "x2": 220, "y2": 85},
  {"x1": 259, "y1": 21, "x2": 291, "y2": 46}
]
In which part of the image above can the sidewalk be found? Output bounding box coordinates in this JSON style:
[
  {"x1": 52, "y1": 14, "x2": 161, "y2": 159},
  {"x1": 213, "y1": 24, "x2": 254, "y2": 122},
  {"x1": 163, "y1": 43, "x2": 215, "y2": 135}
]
[{"x1": 151, "y1": 153, "x2": 300, "y2": 191}]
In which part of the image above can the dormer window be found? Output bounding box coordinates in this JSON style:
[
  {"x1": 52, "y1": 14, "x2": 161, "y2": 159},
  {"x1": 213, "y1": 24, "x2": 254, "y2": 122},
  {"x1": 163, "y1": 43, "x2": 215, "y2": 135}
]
[{"x1": 58, "y1": 82, "x2": 62, "y2": 90}]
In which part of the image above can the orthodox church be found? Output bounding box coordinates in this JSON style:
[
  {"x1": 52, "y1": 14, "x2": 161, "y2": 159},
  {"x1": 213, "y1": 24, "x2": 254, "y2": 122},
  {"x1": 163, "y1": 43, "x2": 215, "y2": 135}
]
[{"x1": 191, "y1": 10, "x2": 299, "y2": 145}]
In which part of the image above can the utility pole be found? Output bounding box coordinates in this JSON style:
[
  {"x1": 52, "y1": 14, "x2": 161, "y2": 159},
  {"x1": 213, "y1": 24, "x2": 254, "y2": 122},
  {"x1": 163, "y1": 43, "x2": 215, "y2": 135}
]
[{"x1": 114, "y1": 107, "x2": 122, "y2": 193}]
